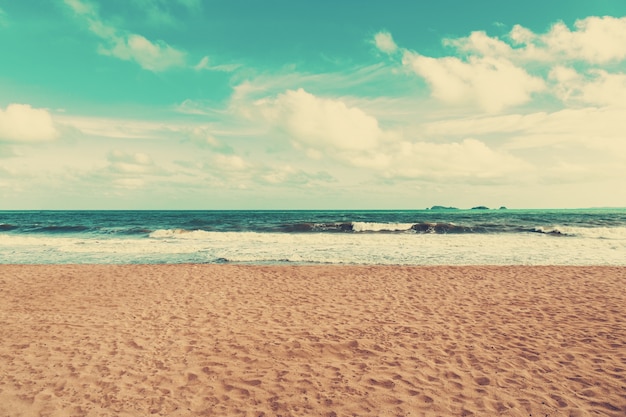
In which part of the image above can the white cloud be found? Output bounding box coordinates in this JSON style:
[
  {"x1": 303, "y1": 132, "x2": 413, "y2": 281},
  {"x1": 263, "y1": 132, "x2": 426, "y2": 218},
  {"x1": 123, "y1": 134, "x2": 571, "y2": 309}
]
[
  {"x1": 416, "y1": 106, "x2": 626, "y2": 179},
  {"x1": 194, "y1": 56, "x2": 240, "y2": 72},
  {"x1": 381, "y1": 15, "x2": 626, "y2": 113},
  {"x1": 113, "y1": 178, "x2": 145, "y2": 189},
  {"x1": 64, "y1": 0, "x2": 186, "y2": 71},
  {"x1": 57, "y1": 115, "x2": 169, "y2": 139},
  {"x1": 402, "y1": 52, "x2": 545, "y2": 112},
  {"x1": 228, "y1": 63, "x2": 398, "y2": 109},
  {"x1": 446, "y1": 31, "x2": 515, "y2": 58},
  {"x1": 451, "y1": 16, "x2": 626, "y2": 64},
  {"x1": 185, "y1": 126, "x2": 233, "y2": 153},
  {"x1": 381, "y1": 139, "x2": 530, "y2": 181},
  {"x1": 0, "y1": 104, "x2": 59, "y2": 142},
  {"x1": 244, "y1": 88, "x2": 530, "y2": 182},
  {"x1": 423, "y1": 106, "x2": 626, "y2": 152},
  {"x1": 535, "y1": 16, "x2": 626, "y2": 64},
  {"x1": 212, "y1": 154, "x2": 248, "y2": 171},
  {"x1": 176, "y1": 99, "x2": 215, "y2": 115},
  {"x1": 194, "y1": 56, "x2": 210, "y2": 70},
  {"x1": 107, "y1": 150, "x2": 157, "y2": 174},
  {"x1": 253, "y1": 88, "x2": 392, "y2": 151},
  {"x1": 549, "y1": 67, "x2": 626, "y2": 107},
  {"x1": 101, "y1": 33, "x2": 186, "y2": 72},
  {"x1": 506, "y1": 107, "x2": 626, "y2": 151},
  {"x1": 175, "y1": 153, "x2": 336, "y2": 191},
  {"x1": 422, "y1": 112, "x2": 549, "y2": 138},
  {"x1": 374, "y1": 31, "x2": 398, "y2": 54},
  {"x1": 260, "y1": 165, "x2": 334, "y2": 186},
  {"x1": 57, "y1": 115, "x2": 236, "y2": 150}
]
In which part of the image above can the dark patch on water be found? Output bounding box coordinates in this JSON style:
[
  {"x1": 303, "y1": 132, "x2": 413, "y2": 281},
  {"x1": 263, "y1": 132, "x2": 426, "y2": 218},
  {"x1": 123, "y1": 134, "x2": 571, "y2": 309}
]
[
  {"x1": 214, "y1": 257, "x2": 230, "y2": 263},
  {"x1": 32, "y1": 225, "x2": 91, "y2": 233},
  {"x1": 119, "y1": 227, "x2": 153, "y2": 235},
  {"x1": 1, "y1": 209, "x2": 625, "y2": 238}
]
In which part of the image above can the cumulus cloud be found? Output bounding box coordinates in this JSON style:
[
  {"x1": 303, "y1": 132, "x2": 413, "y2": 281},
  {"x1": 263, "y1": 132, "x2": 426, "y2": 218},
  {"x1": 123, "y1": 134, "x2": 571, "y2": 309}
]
[
  {"x1": 381, "y1": 138, "x2": 530, "y2": 182},
  {"x1": 451, "y1": 16, "x2": 626, "y2": 64},
  {"x1": 402, "y1": 52, "x2": 545, "y2": 112},
  {"x1": 519, "y1": 16, "x2": 626, "y2": 64},
  {"x1": 0, "y1": 104, "x2": 59, "y2": 142},
  {"x1": 374, "y1": 31, "x2": 398, "y2": 54},
  {"x1": 64, "y1": 0, "x2": 186, "y2": 71},
  {"x1": 254, "y1": 88, "x2": 392, "y2": 151},
  {"x1": 446, "y1": 31, "x2": 516, "y2": 59},
  {"x1": 379, "y1": 16, "x2": 626, "y2": 112},
  {"x1": 245, "y1": 89, "x2": 529, "y2": 182},
  {"x1": 549, "y1": 67, "x2": 626, "y2": 107}
]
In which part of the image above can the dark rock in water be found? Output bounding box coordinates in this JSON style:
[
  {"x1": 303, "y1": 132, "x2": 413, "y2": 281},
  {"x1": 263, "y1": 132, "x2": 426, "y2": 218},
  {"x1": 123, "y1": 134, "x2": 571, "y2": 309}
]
[
  {"x1": 214, "y1": 257, "x2": 230, "y2": 263},
  {"x1": 471, "y1": 206, "x2": 490, "y2": 210},
  {"x1": 499, "y1": 206, "x2": 508, "y2": 210},
  {"x1": 430, "y1": 205, "x2": 458, "y2": 210}
]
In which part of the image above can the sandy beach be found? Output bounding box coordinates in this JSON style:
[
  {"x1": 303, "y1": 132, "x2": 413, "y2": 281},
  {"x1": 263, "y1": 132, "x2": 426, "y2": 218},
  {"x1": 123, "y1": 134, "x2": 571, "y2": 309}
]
[{"x1": 0, "y1": 265, "x2": 624, "y2": 417}]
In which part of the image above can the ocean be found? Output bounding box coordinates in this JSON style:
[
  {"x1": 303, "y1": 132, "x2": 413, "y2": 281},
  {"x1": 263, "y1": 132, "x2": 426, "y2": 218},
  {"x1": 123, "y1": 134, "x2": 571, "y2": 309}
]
[{"x1": 0, "y1": 209, "x2": 625, "y2": 265}]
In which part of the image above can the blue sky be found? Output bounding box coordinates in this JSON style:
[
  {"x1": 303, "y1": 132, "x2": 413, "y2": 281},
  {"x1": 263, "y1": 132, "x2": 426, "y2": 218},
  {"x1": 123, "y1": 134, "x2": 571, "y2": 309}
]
[{"x1": 1, "y1": 0, "x2": 626, "y2": 209}]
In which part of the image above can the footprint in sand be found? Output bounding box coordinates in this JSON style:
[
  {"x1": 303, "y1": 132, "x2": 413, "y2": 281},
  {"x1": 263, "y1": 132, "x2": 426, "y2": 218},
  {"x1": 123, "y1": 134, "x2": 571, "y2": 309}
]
[{"x1": 474, "y1": 376, "x2": 490, "y2": 386}]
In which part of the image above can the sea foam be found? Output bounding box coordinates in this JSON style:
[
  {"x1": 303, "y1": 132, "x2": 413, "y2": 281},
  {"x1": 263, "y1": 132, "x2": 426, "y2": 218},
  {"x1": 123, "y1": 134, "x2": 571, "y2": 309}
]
[{"x1": 351, "y1": 222, "x2": 415, "y2": 232}]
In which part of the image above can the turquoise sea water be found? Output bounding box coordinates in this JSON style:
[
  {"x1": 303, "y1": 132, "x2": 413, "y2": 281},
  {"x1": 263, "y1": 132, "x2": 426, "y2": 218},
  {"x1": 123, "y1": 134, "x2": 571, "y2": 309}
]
[{"x1": 0, "y1": 209, "x2": 624, "y2": 265}]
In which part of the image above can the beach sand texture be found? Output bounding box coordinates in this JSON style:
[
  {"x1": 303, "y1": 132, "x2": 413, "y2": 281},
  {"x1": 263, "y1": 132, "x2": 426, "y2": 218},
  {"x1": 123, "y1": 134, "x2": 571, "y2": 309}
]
[{"x1": 0, "y1": 265, "x2": 624, "y2": 417}]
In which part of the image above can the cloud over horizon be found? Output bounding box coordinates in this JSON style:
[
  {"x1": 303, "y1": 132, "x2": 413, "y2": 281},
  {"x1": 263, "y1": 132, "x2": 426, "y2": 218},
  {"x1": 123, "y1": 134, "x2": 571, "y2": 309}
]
[
  {"x1": 0, "y1": 104, "x2": 59, "y2": 143},
  {"x1": 2, "y1": 1, "x2": 626, "y2": 209},
  {"x1": 376, "y1": 16, "x2": 626, "y2": 113}
]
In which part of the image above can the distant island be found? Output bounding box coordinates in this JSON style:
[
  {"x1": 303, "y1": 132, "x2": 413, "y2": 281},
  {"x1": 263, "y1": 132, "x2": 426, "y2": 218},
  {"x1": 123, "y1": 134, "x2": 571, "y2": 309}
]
[{"x1": 426, "y1": 205, "x2": 508, "y2": 210}]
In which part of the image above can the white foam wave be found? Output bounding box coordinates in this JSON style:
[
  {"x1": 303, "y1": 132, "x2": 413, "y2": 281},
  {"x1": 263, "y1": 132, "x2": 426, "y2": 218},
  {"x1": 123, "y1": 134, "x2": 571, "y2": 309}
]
[
  {"x1": 533, "y1": 226, "x2": 626, "y2": 239},
  {"x1": 1, "y1": 229, "x2": 625, "y2": 265},
  {"x1": 351, "y1": 222, "x2": 415, "y2": 232}
]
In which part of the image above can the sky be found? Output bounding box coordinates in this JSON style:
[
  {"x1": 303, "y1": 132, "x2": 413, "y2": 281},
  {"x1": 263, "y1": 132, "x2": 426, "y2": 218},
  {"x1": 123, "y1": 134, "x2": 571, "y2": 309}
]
[{"x1": 1, "y1": 0, "x2": 626, "y2": 209}]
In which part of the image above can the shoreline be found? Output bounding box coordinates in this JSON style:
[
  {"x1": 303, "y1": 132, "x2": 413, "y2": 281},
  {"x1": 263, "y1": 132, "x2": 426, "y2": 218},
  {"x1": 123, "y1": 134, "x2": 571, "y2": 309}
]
[{"x1": 1, "y1": 265, "x2": 625, "y2": 416}]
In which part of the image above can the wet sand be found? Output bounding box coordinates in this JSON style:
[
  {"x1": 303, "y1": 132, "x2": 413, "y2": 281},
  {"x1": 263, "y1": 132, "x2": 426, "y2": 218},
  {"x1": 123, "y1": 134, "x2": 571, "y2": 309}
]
[{"x1": 0, "y1": 265, "x2": 625, "y2": 416}]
